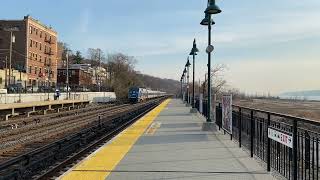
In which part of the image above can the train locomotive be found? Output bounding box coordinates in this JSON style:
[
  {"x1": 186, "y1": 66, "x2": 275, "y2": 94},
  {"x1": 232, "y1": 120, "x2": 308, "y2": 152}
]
[{"x1": 128, "y1": 87, "x2": 166, "y2": 103}]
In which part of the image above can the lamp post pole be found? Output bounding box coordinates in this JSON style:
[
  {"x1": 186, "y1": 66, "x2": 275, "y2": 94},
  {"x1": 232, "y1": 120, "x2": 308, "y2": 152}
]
[
  {"x1": 192, "y1": 52, "x2": 195, "y2": 108},
  {"x1": 185, "y1": 58, "x2": 191, "y2": 105},
  {"x1": 207, "y1": 16, "x2": 212, "y2": 122},
  {"x1": 200, "y1": 0, "x2": 221, "y2": 122},
  {"x1": 189, "y1": 39, "x2": 199, "y2": 112}
]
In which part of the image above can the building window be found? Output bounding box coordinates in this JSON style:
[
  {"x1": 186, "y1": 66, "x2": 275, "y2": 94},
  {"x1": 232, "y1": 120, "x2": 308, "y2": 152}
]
[
  {"x1": 30, "y1": 39, "x2": 32, "y2": 47},
  {"x1": 35, "y1": 54, "x2": 37, "y2": 61},
  {"x1": 29, "y1": 26, "x2": 32, "y2": 34},
  {"x1": 63, "y1": 70, "x2": 66, "y2": 75},
  {"x1": 39, "y1": 55, "x2": 42, "y2": 62},
  {"x1": 29, "y1": 66, "x2": 32, "y2": 74},
  {"x1": 40, "y1": 31, "x2": 42, "y2": 38},
  {"x1": 36, "y1": 29, "x2": 38, "y2": 35},
  {"x1": 35, "y1": 67, "x2": 38, "y2": 75},
  {"x1": 39, "y1": 68, "x2": 42, "y2": 75},
  {"x1": 29, "y1": 51, "x2": 32, "y2": 60},
  {"x1": 35, "y1": 41, "x2": 38, "y2": 48},
  {"x1": 40, "y1": 43, "x2": 42, "y2": 50}
]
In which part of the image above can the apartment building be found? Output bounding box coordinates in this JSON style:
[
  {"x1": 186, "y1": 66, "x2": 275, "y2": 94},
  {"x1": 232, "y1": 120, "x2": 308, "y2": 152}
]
[{"x1": 0, "y1": 15, "x2": 58, "y2": 87}]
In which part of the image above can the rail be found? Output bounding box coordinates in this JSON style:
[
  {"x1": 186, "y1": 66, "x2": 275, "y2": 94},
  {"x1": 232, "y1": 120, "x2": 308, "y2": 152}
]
[{"x1": 194, "y1": 99, "x2": 320, "y2": 180}]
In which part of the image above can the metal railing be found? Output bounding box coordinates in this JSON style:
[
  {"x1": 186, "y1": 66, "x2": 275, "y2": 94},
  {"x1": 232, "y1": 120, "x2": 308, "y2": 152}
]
[{"x1": 195, "y1": 98, "x2": 320, "y2": 180}]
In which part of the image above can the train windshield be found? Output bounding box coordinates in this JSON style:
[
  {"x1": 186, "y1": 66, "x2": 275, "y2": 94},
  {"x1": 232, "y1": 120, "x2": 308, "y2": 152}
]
[{"x1": 129, "y1": 87, "x2": 139, "y2": 93}]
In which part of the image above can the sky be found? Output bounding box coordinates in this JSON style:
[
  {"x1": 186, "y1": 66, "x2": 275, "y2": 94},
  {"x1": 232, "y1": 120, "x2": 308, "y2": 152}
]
[{"x1": 1, "y1": 0, "x2": 320, "y2": 95}]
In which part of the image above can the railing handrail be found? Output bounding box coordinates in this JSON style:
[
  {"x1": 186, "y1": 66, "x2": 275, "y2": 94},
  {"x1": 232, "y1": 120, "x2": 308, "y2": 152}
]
[{"x1": 214, "y1": 101, "x2": 320, "y2": 126}]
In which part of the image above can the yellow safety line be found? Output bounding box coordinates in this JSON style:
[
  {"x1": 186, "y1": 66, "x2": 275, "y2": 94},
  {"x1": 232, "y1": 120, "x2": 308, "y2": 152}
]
[{"x1": 61, "y1": 99, "x2": 171, "y2": 180}]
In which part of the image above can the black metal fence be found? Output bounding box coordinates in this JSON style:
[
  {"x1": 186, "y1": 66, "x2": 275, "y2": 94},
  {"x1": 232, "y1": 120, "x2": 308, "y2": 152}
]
[{"x1": 192, "y1": 98, "x2": 320, "y2": 180}]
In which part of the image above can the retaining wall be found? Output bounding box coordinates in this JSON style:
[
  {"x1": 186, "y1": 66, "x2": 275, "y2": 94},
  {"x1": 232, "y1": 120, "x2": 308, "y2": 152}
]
[{"x1": 0, "y1": 92, "x2": 116, "y2": 104}]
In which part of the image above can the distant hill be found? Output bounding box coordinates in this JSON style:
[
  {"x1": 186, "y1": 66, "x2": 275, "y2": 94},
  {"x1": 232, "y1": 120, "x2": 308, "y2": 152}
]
[
  {"x1": 137, "y1": 74, "x2": 180, "y2": 95},
  {"x1": 281, "y1": 90, "x2": 320, "y2": 97}
]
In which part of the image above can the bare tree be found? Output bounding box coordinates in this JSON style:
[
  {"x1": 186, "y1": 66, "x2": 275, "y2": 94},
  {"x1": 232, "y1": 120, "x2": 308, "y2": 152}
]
[
  {"x1": 106, "y1": 53, "x2": 141, "y2": 99},
  {"x1": 87, "y1": 48, "x2": 106, "y2": 67},
  {"x1": 201, "y1": 64, "x2": 227, "y2": 97},
  {"x1": 211, "y1": 64, "x2": 227, "y2": 94}
]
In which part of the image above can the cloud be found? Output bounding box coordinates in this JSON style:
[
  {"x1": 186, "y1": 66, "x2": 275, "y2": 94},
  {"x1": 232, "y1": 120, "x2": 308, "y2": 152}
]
[{"x1": 215, "y1": 11, "x2": 320, "y2": 47}]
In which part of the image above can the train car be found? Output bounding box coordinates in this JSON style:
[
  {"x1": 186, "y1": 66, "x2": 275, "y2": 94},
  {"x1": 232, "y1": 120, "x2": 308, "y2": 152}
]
[
  {"x1": 128, "y1": 87, "x2": 166, "y2": 103},
  {"x1": 128, "y1": 87, "x2": 147, "y2": 103}
]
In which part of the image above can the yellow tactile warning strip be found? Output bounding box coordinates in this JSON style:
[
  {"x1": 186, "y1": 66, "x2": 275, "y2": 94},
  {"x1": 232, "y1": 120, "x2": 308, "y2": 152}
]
[{"x1": 60, "y1": 99, "x2": 171, "y2": 180}]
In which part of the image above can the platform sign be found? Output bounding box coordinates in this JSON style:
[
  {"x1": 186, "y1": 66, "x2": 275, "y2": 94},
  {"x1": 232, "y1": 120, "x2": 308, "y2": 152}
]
[
  {"x1": 222, "y1": 95, "x2": 232, "y2": 134},
  {"x1": 268, "y1": 127, "x2": 293, "y2": 148},
  {"x1": 199, "y1": 94, "x2": 203, "y2": 113}
]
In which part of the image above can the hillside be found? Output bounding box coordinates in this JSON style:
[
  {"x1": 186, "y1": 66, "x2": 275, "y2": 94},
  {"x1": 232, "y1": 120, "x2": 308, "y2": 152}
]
[{"x1": 137, "y1": 74, "x2": 180, "y2": 94}]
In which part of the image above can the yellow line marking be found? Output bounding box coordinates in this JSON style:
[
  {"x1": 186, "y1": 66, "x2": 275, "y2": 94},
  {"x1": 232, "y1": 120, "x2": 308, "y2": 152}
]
[
  {"x1": 145, "y1": 122, "x2": 161, "y2": 135},
  {"x1": 60, "y1": 99, "x2": 171, "y2": 180}
]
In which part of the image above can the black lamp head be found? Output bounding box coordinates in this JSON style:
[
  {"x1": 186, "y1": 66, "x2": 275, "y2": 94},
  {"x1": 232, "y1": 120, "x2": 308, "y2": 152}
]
[
  {"x1": 186, "y1": 57, "x2": 191, "y2": 67},
  {"x1": 205, "y1": 0, "x2": 222, "y2": 15},
  {"x1": 200, "y1": 13, "x2": 215, "y2": 26}
]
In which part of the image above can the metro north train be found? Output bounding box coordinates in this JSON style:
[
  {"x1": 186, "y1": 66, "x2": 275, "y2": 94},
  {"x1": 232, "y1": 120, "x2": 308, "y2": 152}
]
[{"x1": 128, "y1": 87, "x2": 166, "y2": 103}]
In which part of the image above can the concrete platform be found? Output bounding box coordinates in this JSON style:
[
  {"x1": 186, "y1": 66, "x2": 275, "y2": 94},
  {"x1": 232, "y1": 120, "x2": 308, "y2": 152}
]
[
  {"x1": 0, "y1": 100, "x2": 90, "y2": 121},
  {"x1": 60, "y1": 99, "x2": 275, "y2": 180}
]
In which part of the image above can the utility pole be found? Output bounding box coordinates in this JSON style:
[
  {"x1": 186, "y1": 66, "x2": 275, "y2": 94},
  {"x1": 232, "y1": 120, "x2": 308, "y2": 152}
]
[
  {"x1": 8, "y1": 31, "x2": 14, "y2": 86},
  {"x1": 5, "y1": 56, "x2": 8, "y2": 88},
  {"x1": 66, "y1": 52, "x2": 69, "y2": 99},
  {"x1": 98, "y1": 49, "x2": 101, "y2": 92}
]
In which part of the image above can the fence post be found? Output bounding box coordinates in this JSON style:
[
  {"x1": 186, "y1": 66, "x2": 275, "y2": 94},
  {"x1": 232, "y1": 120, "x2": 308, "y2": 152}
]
[
  {"x1": 250, "y1": 110, "x2": 254, "y2": 157},
  {"x1": 293, "y1": 119, "x2": 298, "y2": 180},
  {"x1": 239, "y1": 108, "x2": 242, "y2": 148},
  {"x1": 267, "y1": 113, "x2": 271, "y2": 171}
]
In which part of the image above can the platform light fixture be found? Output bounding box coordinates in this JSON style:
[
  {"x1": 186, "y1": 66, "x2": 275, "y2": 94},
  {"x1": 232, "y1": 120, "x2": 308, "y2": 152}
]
[
  {"x1": 201, "y1": 0, "x2": 221, "y2": 123},
  {"x1": 185, "y1": 57, "x2": 191, "y2": 104},
  {"x1": 189, "y1": 39, "x2": 198, "y2": 109},
  {"x1": 205, "y1": 0, "x2": 222, "y2": 15}
]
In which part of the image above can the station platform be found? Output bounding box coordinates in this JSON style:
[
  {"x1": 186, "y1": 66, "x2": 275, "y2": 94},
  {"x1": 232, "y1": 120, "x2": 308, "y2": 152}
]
[
  {"x1": 60, "y1": 99, "x2": 275, "y2": 180},
  {"x1": 0, "y1": 99, "x2": 90, "y2": 120}
]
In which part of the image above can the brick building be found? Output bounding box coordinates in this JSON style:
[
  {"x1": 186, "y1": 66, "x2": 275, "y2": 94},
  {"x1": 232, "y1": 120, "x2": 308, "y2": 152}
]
[
  {"x1": 57, "y1": 64, "x2": 92, "y2": 89},
  {"x1": 0, "y1": 15, "x2": 58, "y2": 87}
]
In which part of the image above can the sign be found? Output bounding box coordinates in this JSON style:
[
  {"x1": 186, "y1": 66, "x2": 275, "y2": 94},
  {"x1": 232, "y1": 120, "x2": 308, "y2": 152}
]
[
  {"x1": 268, "y1": 127, "x2": 293, "y2": 148},
  {"x1": 222, "y1": 94, "x2": 232, "y2": 134},
  {"x1": 206, "y1": 45, "x2": 214, "y2": 53}
]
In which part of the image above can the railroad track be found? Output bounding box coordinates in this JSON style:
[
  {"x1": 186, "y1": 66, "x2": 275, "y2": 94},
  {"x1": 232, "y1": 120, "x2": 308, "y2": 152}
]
[
  {"x1": 0, "y1": 104, "x2": 132, "y2": 161},
  {"x1": 0, "y1": 103, "x2": 116, "y2": 131},
  {"x1": 0, "y1": 98, "x2": 166, "y2": 180}
]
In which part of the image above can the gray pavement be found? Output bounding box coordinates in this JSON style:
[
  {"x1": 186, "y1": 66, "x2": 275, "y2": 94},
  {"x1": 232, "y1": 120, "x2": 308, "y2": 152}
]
[{"x1": 107, "y1": 99, "x2": 275, "y2": 180}]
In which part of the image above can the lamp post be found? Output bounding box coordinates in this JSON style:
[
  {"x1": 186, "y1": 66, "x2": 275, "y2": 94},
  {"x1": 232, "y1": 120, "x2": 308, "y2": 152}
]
[
  {"x1": 185, "y1": 58, "x2": 191, "y2": 105},
  {"x1": 189, "y1": 39, "x2": 199, "y2": 111},
  {"x1": 200, "y1": 0, "x2": 221, "y2": 122},
  {"x1": 183, "y1": 68, "x2": 187, "y2": 102}
]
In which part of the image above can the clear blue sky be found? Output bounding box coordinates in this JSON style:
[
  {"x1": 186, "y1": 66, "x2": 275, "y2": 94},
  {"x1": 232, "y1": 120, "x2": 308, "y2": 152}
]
[{"x1": 1, "y1": 0, "x2": 320, "y2": 94}]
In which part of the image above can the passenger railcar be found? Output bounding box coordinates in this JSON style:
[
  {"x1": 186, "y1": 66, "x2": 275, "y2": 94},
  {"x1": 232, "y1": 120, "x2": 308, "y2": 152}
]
[{"x1": 128, "y1": 87, "x2": 166, "y2": 103}]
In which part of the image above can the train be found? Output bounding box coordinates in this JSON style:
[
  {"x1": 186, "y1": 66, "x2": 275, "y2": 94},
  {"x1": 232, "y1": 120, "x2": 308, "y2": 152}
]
[{"x1": 128, "y1": 87, "x2": 166, "y2": 103}]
